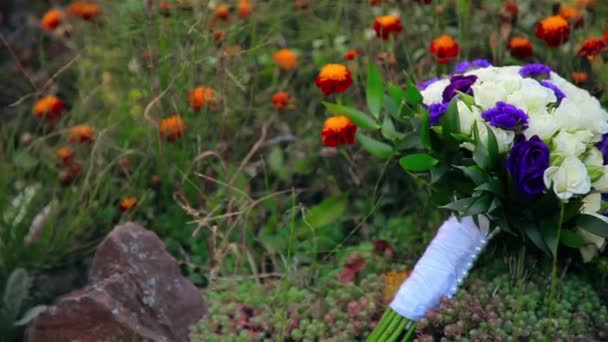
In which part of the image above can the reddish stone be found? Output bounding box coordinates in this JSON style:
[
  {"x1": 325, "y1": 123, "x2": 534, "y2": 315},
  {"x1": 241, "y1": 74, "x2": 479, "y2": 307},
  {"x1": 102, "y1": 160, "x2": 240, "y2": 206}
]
[{"x1": 27, "y1": 222, "x2": 206, "y2": 342}]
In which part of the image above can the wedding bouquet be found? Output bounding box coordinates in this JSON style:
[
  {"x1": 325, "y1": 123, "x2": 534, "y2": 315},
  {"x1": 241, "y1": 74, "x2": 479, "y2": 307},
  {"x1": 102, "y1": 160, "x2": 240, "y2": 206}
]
[{"x1": 322, "y1": 63, "x2": 608, "y2": 340}]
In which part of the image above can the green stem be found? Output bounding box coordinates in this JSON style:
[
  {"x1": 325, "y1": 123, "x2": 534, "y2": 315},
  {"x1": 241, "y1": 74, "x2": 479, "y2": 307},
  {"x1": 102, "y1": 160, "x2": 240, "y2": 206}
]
[
  {"x1": 402, "y1": 322, "x2": 416, "y2": 342},
  {"x1": 379, "y1": 313, "x2": 407, "y2": 342},
  {"x1": 546, "y1": 202, "x2": 565, "y2": 339},
  {"x1": 367, "y1": 309, "x2": 396, "y2": 342},
  {"x1": 386, "y1": 319, "x2": 408, "y2": 342}
]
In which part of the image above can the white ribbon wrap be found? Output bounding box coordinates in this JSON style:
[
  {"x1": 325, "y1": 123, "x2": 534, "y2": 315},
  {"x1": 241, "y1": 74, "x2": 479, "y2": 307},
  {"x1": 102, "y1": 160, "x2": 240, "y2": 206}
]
[{"x1": 389, "y1": 215, "x2": 489, "y2": 320}]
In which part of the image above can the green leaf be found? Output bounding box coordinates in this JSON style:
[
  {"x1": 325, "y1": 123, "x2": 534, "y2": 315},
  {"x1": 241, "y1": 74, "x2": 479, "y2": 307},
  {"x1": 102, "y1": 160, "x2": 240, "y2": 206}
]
[
  {"x1": 457, "y1": 91, "x2": 476, "y2": 108},
  {"x1": 522, "y1": 221, "x2": 551, "y2": 256},
  {"x1": 576, "y1": 214, "x2": 608, "y2": 238},
  {"x1": 441, "y1": 197, "x2": 477, "y2": 211},
  {"x1": 2, "y1": 268, "x2": 31, "y2": 321},
  {"x1": 356, "y1": 132, "x2": 393, "y2": 158},
  {"x1": 463, "y1": 194, "x2": 492, "y2": 216},
  {"x1": 367, "y1": 62, "x2": 384, "y2": 119},
  {"x1": 441, "y1": 97, "x2": 460, "y2": 152},
  {"x1": 540, "y1": 217, "x2": 559, "y2": 257},
  {"x1": 454, "y1": 165, "x2": 487, "y2": 185},
  {"x1": 323, "y1": 102, "x2": 379, "y2": 131},
  {"x1": 419, "y1": 110, "x2": 432, "y2": 150},
  {"x1": 484, "y1": 123, "x2": 499, "y2": 168},
  {"x1": 404, "y1": 76, "x2": 423, "y2": 106},
  {"x1": 399, "y1": 153, "x2": 438, "y2": 172},
  {"x1": 472, "y1": 122, "x2": 489, "y2": 168},
  {"x1": 381, "y1": 115, "x2": 403, "y2": 141},
  {"x1": 560, "y1": 229, "x2": 585, "y2": 248},
  {"x1": 474, "y1": 178, "x2": 502, "y2": 194}
]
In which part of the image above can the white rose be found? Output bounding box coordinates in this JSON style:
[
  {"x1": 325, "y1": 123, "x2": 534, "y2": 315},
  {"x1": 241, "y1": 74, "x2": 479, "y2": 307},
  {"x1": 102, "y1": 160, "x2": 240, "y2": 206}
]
[
  {"x1": 582, "y1": 193, "x2": 602, "y2": 213},
  {"x1": 472, "y1": 122, "x2": 514, "y2": 153},
  {"x1": 585, "y1": 147, "x2": 604, "y2": 167},
  {"x1": 543, "y1": 156, "x2": 591, "y2": 200},
  {"x1": 593, "y1": 166, "x2": 608, "y2": 192},
  {"x1": 578, "y1": 194, "x2": 607, "y2": 262},
  {"x1": 551, "y1": 130, "x2": 594, "y2": 157},
  {"x1": 506, "y1": 78, "x2": 555, "y2": 116},
  {"x1": 456, "y1": 100, "x2": 481, "y2": 135},
  {"x1": 524, "y1": 114, "x2": 558, "y2": 141},
  {"x1": 471, "y1": 81, "x2": 510, "y2": 110},
  {"x1": 421, "y1": 79, "x2": 450, "y2": 106}
]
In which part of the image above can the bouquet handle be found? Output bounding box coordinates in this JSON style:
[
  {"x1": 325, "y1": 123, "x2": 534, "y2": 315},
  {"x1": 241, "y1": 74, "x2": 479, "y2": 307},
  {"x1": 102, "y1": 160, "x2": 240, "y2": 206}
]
[{"x1": 367, "y1": 216, "x2": 496, "y2": 341}]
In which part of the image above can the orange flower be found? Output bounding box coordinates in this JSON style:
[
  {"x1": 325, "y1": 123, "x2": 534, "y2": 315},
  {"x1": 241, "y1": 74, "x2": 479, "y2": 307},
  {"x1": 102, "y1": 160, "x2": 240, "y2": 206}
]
[
  {"x1": 271, "y1": 91, "x2": 295, "y2": 110},
  {"x1": 160, "y1": 115, "x2": 186, "y2": 141},
  {"x1": 56, "y1": 147, "x2": 75, "y2": 165},
  {"x1": 370, "y1": 0, "x2": 381, "y2": 6},
  {"x1": 373, "y1": 15, "x2": 402, "y2": 40},
  {"x1": 429, "y1": 34, "x2": 459, "y2": 64},
  {"x1": 33, "y1": 96, "x2": 66, "y2": 121},
  {"x1": 535, "y1": 16, "x2": 570, "y2": 47},
  {"x1": 67, "y1": 2, "x2": 102, "y2": 20},
  {"x1": 273, "y1": 49, "x2": 298, "y2": 71},
  {"x1": 40, "y1": 9, "x2": 64, "y2": 31},
  {"x1": 59, "y1": 163, "x2": 82, "y2": 185},
  {"x1": 159, "y1": 2, "x2": 172, "y2": 16},
  {"x1": 238, "y1": 0, "x2": 252, "y2": 18},
  {"x1": 188, "y1": 86, "x2": 218, "y2": 110},
  {"x1": 499, "y1": 1, "x2": 518, "y2": 23},
  {"x1": 215, "y1": 4, "x2": 230, "y2": 20},
  {"x1": 69, "y1": 125, "x2": 95, "y2": 143},
  {"x1": 571, "y1": 71, "x2": 588, "y2": 85},
  {"x1": 559, "y1": 6, "x2": 584, "y2": 28},
  {"x1": 315, "y1": 64, "x2": 353, "y2": 96},
  {"x1": 344, "y1": 49, "x2": 360, "y2": 61},
  {"x1": 508, "y1": 37, "x2": 533, "y2": 59},
  {"x1": 119, "y1": 197, "x2": 138, "y2": 212},
  {"x1": 578, "y1": 38, "x2": 606, "y2": 57},
  {"x1": 604, "y1": 30, "x2": 608, "y2": 44},
  {"x1": 213, "y1": 29, "x2": 225, "y2": 42},
  {"x1": 321, "y1": 116, "x2": 357, "y2": 147}
]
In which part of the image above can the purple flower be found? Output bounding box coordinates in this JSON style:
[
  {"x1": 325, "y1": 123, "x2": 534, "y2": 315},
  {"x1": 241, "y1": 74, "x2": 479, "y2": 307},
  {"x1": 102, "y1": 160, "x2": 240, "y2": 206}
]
[
  {"x1": 442, "y1": 75, "x2": 478, "y2": 103},
  {"x1": 481, "y1": 102, "x2": 528, "y2": 131},
  {"x1": 429, "y1": 103, "x2": 449, "y2": 125},
  {"x1": 454, "y1": 59, "x2": 492, "y2": 73},
  {"x1": 597, "y1": 133, "x2": 608, "y2": 164},
  {"x1": 417, "y1": 77, "x2": 441, "y2": 91},
  {"x1": 540, "y1": 81, "x2": 565, "y2": 104},
  {"x1": 519, "y1": 63, "x2": 552, "y2": 78},
  {"x1": 506, "y1": 135, "x2": 550, "y2": 197}
]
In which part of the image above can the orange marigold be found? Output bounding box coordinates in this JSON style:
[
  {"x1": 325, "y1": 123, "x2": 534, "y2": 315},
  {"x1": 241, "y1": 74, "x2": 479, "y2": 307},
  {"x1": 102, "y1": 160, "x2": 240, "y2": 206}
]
[
  {"x1": 273, "y1": 49, "x2": 298, "y2": 71},
  {"x1": 571, "y1": 71, "x2": 588, "y2": 85},
  {"x1": 373, "y1": 15, "x2": 402, "y2": 40},
  {"x1": 59, "y1": 163, "x2": 82, "y2": 185},
  {"x1": 271, "y1": 91, "x2": 295, "y2": 111},
  {"x1": 508, "y1": 37, "x2": 533, "y2": 59},
  {"x1": 56, "y1": 147, "x2": 75, "y2": 165},
  {"x1": 429, "y1": 34, "x2": 459, "y2": 64},
  {"x1": 188, "y1": 86, "x2": 218, "y2": 110},
  {"x1": 67, "y1": 1, "x2": 102, "y2": 20},
  {"x1": 535, "y1": 16, "x2": 570, "y2": 47},
  {"x1": 344, "y1": 49, "x2": 360, "y2": 61},
  {"x1": 159, "y1": 2, "x2": 172, "y2": 16},
  {"x1": 559, "y1": 6, "x2": 584, "y2": 28},
  {"x1": 315, "y1": 64, "x2": 353, "y2": 96},
  {"x1": 578, "y1": 37, "x2": 606, "y2": 57},
  {"x1": 215, "y1": 4, "x2": 230, "y2": 20},
  {"x1": 499, "y1": 1, "x2": 518, "y2": 23},
  {"x1": 40, "y1": 9, "x2": 64, "y2": 31},
  {"x1": 69, "y1": 125, "x2": 95, "y2": 143},
  {"x1": 321, "y1": 116, "x2": 357, "y2": 147},
  {"x1": 33, "y1": 95, "x2": 66, "y2": 121},
  {"x1": 119, "y1": 197, "x2": 138, "y2": 212},
  {"x1": 238, "y1": 0, "x2": 252, "y2": 18},
  {"x1": 160, "y1": 115, "x2": 186, "y2": 141}
]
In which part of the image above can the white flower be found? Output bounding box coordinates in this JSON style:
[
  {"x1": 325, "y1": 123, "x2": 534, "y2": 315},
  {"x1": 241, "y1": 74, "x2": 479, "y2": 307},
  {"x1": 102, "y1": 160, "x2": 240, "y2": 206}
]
[
  {"x1": 578, "y1": 194, "x2": 607, "y2": 262},
  {"x1": 585, "y1": 147, "x2": 604, "y2": 167},
  {"x1": 592, "y1": 166, "x2": 608, "y2": 192},
  {"x1": 543, "y1": 156, "x2": 591, "y2": 201},
  {"x1": 553, "y1": 98, "x2": 608, "y2": 137},
  {"x1": 421, "y1": 79, "x2": 450, "y2": 106},
  {"x1": 582, "y1": 193, "x2": 602, "y2": 213},
  {"x1": 551, "y1": 130, "x2": 594, "y2": 157},
  {"x1": 506, "y1": 78, "x2": 555, "y2": 116},
  {"x1": 464, "y1": 122, "x2": 514, "y2": 153},
  {"x1": 456, "y1": 100, "x2": 481, "y2": 135},
  {"x1": 524, "y1": 114, "x2": 558, "y2": 141}
]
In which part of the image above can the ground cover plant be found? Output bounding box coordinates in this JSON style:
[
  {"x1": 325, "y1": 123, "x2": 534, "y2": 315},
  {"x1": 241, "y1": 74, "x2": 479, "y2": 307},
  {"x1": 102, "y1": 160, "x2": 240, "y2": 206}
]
[{"x1": 1, "y1": 0, "x2": 608, "y2": 340}]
